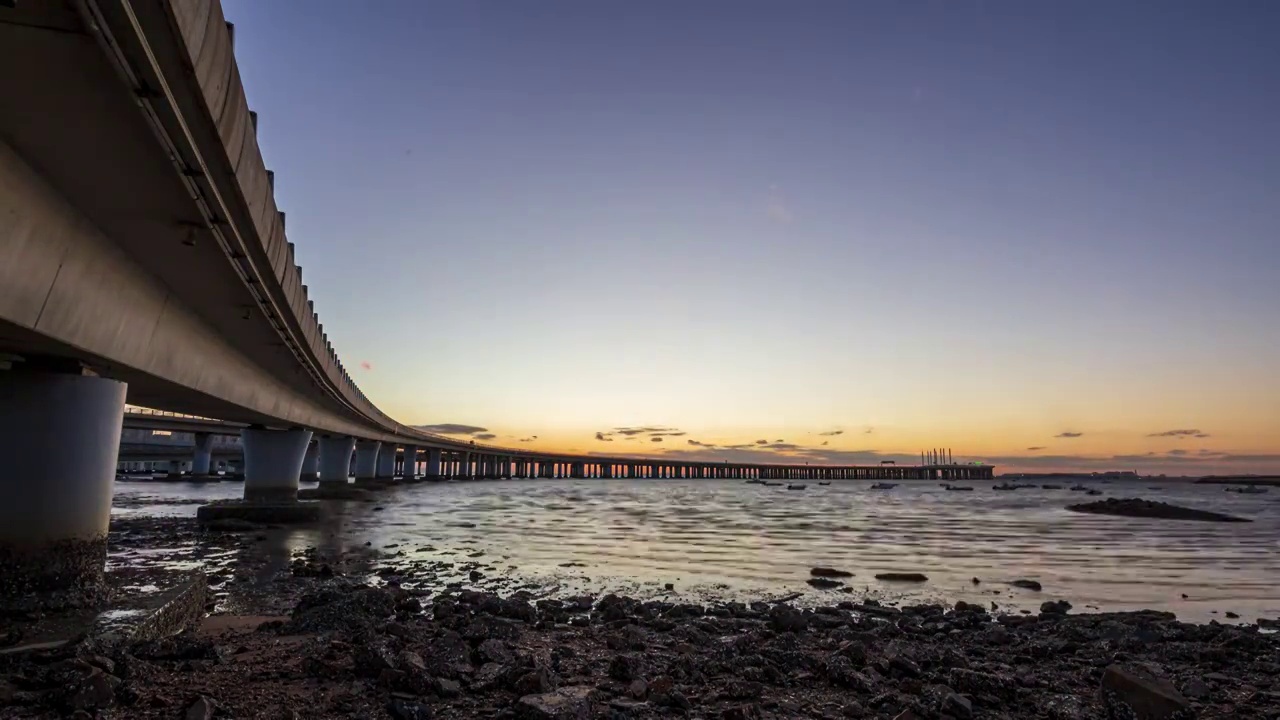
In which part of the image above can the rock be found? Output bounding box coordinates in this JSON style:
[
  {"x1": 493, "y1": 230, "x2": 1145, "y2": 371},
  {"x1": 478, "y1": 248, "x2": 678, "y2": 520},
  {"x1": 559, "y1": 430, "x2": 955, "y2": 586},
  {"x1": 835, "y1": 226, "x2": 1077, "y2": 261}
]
[
  {"x1": 436, "y1": 678, "x2": 462, "y2": 698},
  {"x1": 469, "y1": 570, "x2": 484, "y2": 582},
  {"x1": 516, "y1": 686, "x2": 594, "y2": 719},
  {"x1": 477, "y1": 638, "x2": 513, "y2": 664},
  {"x1": 723, "y1": 704, "x2": 763, "y2": 720},
  {"x1": 1011, "y1": 579, "x2": 1043, "y2": 591},
  {"x1": 68, "y1": 668, "x2": 117, "y2": 710},
  {"x1": 810, "y1": 567, "x2": 854, "y2": 578},
  {"x1": 1225, "y1": 611, "x2": 1240, "y2": 619},
  {"x1": 943, "y1": 693, "x2": 973, "y2": 719},
  {"x1": 1067, "y1": 498, "x2": 1250, "y2": 523},
  {"x1": 185, "y1": 696, "x2": 215, "y2": 720},
  {"x1": 664, "y1": 583, "x2": 674, "y2": 590},
  {"x1": 626, "y1": 679, "x2": 647, "y2": 700},
  {"x1": 768, "y1": 605, "x2": 807, "y2": 632},
  {"x1": 875, "y1": 572, "x2": 928, "y2": 582},
  {"x1": 388, "y1": 698, "x2": 434, "y2": 720},
  {"x1": 893, "y1": 711, "x2": 922, "y2": 720},
  {"x1": 354, "y1": 639, "x2": 399, "y2": 677},
  {"x1": 806, "y1": 578, "x2": 844, "y2": 589},
  {"x1": 1183, "y1": 678, "x2": 1210, "y2": 699},
  {"x1": 608, "y1": 653, "x2": 645, "y2": 682},
  {"x1": 1100, "y1": 664, "x2": 1191, "y2": 719},
  {"x1": 1040, "y1": 600, "x2": 1072, "y2": 615}
]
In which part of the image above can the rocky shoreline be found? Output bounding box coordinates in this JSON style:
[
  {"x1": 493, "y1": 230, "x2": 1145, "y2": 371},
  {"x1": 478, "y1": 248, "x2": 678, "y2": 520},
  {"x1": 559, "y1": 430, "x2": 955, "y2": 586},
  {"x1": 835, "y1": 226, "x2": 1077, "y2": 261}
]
[{"x1": 1, "y1": 517, "x2": 1278, "y2": 719}]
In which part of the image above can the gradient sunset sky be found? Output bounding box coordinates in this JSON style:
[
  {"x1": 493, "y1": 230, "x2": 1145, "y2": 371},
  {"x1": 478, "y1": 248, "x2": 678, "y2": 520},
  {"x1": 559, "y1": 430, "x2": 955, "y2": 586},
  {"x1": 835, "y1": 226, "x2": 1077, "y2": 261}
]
[{"x1": 221, "y1": 0, "x2": 1279, "y2": 475}]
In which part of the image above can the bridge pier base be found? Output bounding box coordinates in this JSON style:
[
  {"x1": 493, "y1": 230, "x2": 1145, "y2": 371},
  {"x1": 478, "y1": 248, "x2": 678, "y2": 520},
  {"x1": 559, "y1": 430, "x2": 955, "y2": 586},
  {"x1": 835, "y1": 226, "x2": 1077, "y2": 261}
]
[
  {"x1": 198, "y1": 428, "x2": 319, "y2": 524},
  {"x1": 0, "y1": 369, "x2": 125, "y2": 609}
]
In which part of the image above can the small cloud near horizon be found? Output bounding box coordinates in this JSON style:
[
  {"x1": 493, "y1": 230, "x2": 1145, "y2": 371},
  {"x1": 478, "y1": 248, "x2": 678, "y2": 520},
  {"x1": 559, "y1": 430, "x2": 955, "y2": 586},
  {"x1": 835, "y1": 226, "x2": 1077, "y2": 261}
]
[
  {"x1": 651, "y1": 437, "x2": 663, "y2": 443},
  {"x1": 474, "y1": 433, "x2": 496, "y2": 440},
  {"x1": 1055, "y1": 432, "x2": 1084, "y2": 438},
  {"x1": 595, "y1": 432, "x2": 613, "y2": 442},
  {"x1": 1026, "y1": 446, "x2": 1046, "y2": 451},
  {"x1": 818, "y1": 430, "x2": 844, "y2": 437},
  {"x1": 755, "y1": 439, "x2": 768, "y2": 445},
  {"x1": 1148, "y1": 429, "x2": 1209, "y2": 439},
  {"x1": 359, "y1": 360, "x2": 373, "y2": 371}
]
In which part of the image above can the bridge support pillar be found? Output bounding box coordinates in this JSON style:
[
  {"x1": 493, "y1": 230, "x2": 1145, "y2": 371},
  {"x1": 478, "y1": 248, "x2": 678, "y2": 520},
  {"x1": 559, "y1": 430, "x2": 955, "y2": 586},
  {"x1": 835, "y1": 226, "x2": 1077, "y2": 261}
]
[
  {"x1": 298, "y1": 435, "x2": 361, "y2": 499},
  {"x1": 241, "y1": 428, "x2": 312, "y2": 502},
  {"x1": 426, "y1": 448, "x2": 442, "y2": 480},
  {"x1": 300, "y1": 441, "x2": 319, "y2": 480},
  {"x1": 354, "y1": 440, "x2": 380, "y2": 479},
  {"x1": 402, "y1": 445, "x2": 419, "y2": 481},
  {"x1": 0, "y1": 369, "x2": 124, "y2": 609},
  {"x1": 375, "y1": 446, "x2": 396, "y2": 480},
  {"x1": 192, "y1": 432, "x2": 215, "y2": 475}
]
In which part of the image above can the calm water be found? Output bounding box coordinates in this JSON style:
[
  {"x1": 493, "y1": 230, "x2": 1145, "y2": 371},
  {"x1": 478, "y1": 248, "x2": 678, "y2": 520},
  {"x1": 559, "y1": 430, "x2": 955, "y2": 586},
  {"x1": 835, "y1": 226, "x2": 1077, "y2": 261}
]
[{"x1": 112, "y1": 477, "x2": 1280, "y2": 624}]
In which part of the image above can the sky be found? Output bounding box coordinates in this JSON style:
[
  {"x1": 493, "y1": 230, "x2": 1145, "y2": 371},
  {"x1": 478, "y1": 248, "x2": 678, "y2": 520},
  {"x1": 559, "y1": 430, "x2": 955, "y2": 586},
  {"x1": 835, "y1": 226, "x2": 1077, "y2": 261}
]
[{"x1": 221, "y1": 0, "x2": 1279, "y2": 475}]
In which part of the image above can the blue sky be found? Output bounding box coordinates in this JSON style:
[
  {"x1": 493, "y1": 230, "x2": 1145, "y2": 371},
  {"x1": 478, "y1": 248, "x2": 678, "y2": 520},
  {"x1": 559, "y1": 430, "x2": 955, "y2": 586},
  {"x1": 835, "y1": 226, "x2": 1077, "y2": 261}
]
[{"x1": 222, "y1": 0, "x2": 1279, "y2": 473}]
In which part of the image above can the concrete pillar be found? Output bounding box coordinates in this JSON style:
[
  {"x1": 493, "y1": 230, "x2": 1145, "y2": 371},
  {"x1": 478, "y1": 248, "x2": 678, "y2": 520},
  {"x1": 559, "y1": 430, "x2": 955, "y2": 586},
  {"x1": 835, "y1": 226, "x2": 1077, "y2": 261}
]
[
  {"x1": 192, "y1": 432, "x2": 214, "y2": 475},
  {"x1": 0, "y1": 370, "x2": 125, "y2": 606},
  {"x1": 426, "y1": 448, "x2": 442, "y2": 479},
  {"x1": 300, "y1": 440, "x2": 319, "y2": 480},
  {"x1": 376, "y1": 444, "x2": 396, "y2": 478},
  {"x1": 354, "y1": 440, "x2": 380, "y2": 478},
  {"x1": 402, "y1": 445, "x2": 418, "y2": 479},
  {"x1": 459, "y1": 452, "x2": 471, "y2": 479},
  {"x1": 241, "y1": 427, "x2": 313, "y2": 502},
  {"x1": 318, "y1": 435, "x2": 355, "y2": 484}
]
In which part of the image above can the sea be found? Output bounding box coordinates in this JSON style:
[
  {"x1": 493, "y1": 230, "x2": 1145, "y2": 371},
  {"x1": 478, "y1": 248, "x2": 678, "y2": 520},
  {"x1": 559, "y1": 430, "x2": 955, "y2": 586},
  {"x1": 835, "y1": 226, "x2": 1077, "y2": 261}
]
[{"x1": 111, "y1": 476, "x2": 1280, "y2": 624}]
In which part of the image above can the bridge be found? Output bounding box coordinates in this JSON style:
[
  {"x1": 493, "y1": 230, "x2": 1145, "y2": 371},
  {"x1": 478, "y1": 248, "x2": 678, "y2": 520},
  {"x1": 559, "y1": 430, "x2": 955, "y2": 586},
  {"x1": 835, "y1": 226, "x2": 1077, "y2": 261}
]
[{"x1": 0, "y1": 0, "x2": 993, "y2": 605}]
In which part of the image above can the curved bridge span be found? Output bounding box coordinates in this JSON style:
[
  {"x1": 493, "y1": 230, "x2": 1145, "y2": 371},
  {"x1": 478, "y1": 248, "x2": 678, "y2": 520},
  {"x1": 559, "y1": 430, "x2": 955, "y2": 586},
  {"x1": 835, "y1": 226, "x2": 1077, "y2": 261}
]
[{"x1": 0, "y1": 0, "x2": 992, "y2": 604}]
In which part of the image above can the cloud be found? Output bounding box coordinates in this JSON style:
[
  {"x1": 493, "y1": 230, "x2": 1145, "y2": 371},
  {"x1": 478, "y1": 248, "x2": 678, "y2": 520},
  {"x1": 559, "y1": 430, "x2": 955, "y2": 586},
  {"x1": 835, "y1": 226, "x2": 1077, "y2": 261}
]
[
  {"x1": 612, "y1": 426, "x2": 679, "y2": 437},
  {"x1": 818, "y1": 430, "x2": 844, "y2": 437},
  {"x1": 1025, "y1": 446, "x2": 1047, "y2": 451},
  {"x1": 1147, "y1": 429, "x2": 1206, "y2": 438},
  {"x1": 1055, "y1": 432, "x2": 1084, "y2": 438},
  {"x1": 649, "y1": 431, "x2": 687, "y2": 437},
  {"x1": 687, "y1": 439, "x2": 718, "y2": 448},
  {"x1": 775, "y1": 439, "x2": 784, "y2": 443},
  {"x1": 650, "y1": 437, "x2": 663, "y2": 443},
  {"x1": 518, "y1": 436, "x2": 537, "y2": 442},
  {"x1": 595, "y1": 432, "x2": 613, "y2": 442},
  {"x1": 414, "y1": 424, "x2": 488, "y2": 436},
  {"x1": 821, "y1": 441, "x2": 829, "y2": 446},
  {"x1": 359, "y1": 360, "x2": 373, "y2": 371},
  {"x1": 864, "y1": 428, "x2": 875, "y2": 435},
  {"x1": 1167, "y1": 449, "x2": 1189, "y2": 456},
  {"x1": 474, "y1": 433, "x2": 496, "y2": 440},
  {"x1": 755, "y1": 440, "x2": 768, "y2": 445}
]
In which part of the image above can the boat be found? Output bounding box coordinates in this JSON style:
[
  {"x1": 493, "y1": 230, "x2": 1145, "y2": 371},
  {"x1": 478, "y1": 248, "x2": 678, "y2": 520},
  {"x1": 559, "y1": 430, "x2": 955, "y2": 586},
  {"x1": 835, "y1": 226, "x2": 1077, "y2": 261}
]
[
  {"x1": 762, "y1": 481, "x2": 783, "y2": 487},
  {"x1": 869, "y1": 482, "x2": 898, "y2": 490},
  {"x1": 1069, "y1": 484, "x2": 1089, "y2": 491},
  {"x1": 786, "y1": 484, "x2": 807, "y2": 490},
  {"x1": 818, "y1": 481, "x2": 831, "y2": 486},
  {"x1": 992, "y1": 483, "x2": 1018, "y2": 491},
  {"x1": 1041, "y1": 484, "x2": 1063, "y2": 490},
  {"x1": 1226, "y1": 486, "x2": 1269, "y2": 494},
  {"x1": 1085, "y1": 489, "x2": 1103, "y2": 495},
  {"x1": 944, "y1": 484, "x2": 974, "y2": 491},
  {"x1": 744, "y1": 479, "x2": 763, "y2": 485}
]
